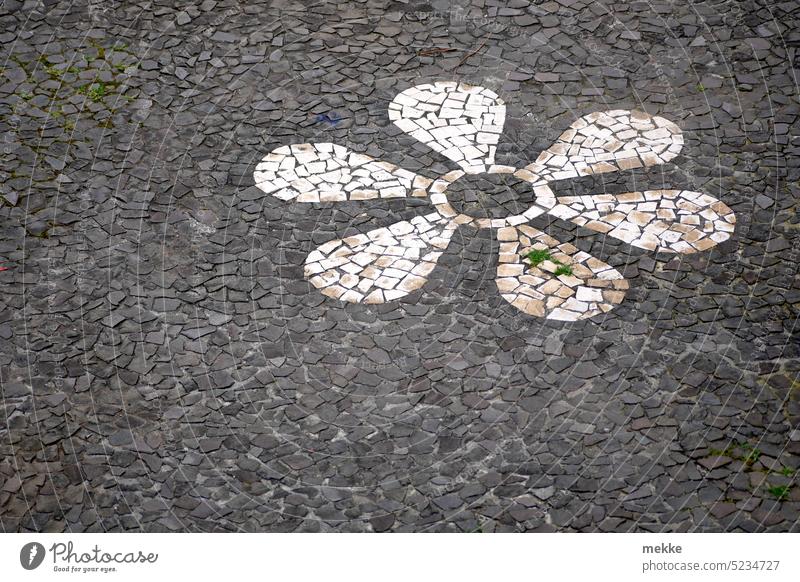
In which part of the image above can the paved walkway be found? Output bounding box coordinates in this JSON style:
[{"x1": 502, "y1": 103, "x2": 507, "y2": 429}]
[{"x1": 0, "y1": 0, "x2": 798, "y2": 532}]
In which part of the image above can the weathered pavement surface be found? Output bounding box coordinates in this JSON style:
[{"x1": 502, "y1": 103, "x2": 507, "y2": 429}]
[{"x1": 1, "y1": 0, "x2": 799, "y2": 532}]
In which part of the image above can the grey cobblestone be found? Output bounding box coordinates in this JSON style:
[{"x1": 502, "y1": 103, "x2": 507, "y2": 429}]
[{"x1": 0, "y1": 0, "x2": 798, "y2": 532}]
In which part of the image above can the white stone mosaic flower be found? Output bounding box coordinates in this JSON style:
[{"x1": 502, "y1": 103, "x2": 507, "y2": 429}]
[{"x1": 254, "y1": 82, "x2": 736, "y2": 321}]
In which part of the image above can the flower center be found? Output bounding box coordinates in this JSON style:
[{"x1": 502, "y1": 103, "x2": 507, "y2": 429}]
[{"x1": 444, "y1": 173, "x2": 537, "y2": 219}]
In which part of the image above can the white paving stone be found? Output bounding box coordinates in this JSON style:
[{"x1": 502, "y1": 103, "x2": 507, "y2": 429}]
[
  {"x1": 254, "y1": 143, "x2": 430, "y2": 201},
  {"x1": 389, "y1": 82, "x2": 506, "y2": 174}
]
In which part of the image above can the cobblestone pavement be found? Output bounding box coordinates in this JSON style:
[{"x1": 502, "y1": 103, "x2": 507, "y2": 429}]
[{"x1": 1, "y1": 0, "x2": 799, "y2": 532}]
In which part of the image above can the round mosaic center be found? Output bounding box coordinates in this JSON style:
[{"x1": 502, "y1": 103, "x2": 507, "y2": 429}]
[{"x1": 444, "y1": 173, "x2": 538, "y2": 219}]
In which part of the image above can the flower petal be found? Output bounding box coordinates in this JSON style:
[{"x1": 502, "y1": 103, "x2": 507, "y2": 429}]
[
  {"x1": 543, "y1": 189, "x2": 736, "y2": 253},
  {"x1": 495, "y1": 225, "x2": 629, "y2": 321},
  {"x1": 305, "y1": 213, "x2": 456, "y2": 304},
  {"x1": 254, "y1": 143, "x2": 432, "y2": 202},
  {"x1": 388, "y1": 82, "x2": 506, "y2": 174},
  {"x1": 519, "y1": 110, "x2": 683, "y2": 183}
]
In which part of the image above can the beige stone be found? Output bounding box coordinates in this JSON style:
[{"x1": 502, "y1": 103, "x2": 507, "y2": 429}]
[
  {"x1": 497, "y1": 264, "x2": 525, "y2": 277},
  {"x1": 496, "y1": 278, "x2": 519, "y2": 293},
  {"x1": 320, "y1": 285, "x2": 346, "y2": 299},
  {"x1": 576, "y1": 287, "x2": 603, "y2": 303},
  {"x1": 497, "y1": 227, "x2": 518, "y2": 241},
  {"x1": 364, "y1": 289, "x2": 384, "y2": 304},
  {"x1": 398, "y1": 274, "x2": 426, "y2": 293},
  {"x1": 512, "y1": 297, "x2": 545, "y2": 317}
]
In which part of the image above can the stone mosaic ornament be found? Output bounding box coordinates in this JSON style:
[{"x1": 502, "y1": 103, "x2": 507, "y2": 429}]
[{"x1": 254, "y1": 82, "x2": 736, "y2": 321}]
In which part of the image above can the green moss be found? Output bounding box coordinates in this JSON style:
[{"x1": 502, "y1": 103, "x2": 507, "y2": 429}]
[
  {"x1": 767, "y1": 485, "x2": 790, "y2": 501},
  {"x1": 78, "y1": 82, "x2": 107, "y2": 102},
  {"x1": 89, "y1": 83, "x2": 107, "y2": 101},
  {"x1": 554, "y1": 264, "x2": 574, "y2": 277},
  {"x1": 524, "y1": 247, "x2": 573, "y2": 277},
  {"x1": 7, "y1": 43, "x2": 134, "y2": 143},
  {"x1": 526, "y1": 248, "x2": 552, "y2": 267},
  {"x1": 87, "y1": 39, "x2": 107, "y2": 60},
  {"x1": 741, "y1": 443, "x2": 761, "y2": 465},
  {"x1": 707, "y1": 441, "x2": 766, "y2": 468}
]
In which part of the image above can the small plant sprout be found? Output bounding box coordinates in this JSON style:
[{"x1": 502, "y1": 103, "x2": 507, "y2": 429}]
[
  {"x1": 526, "y1": 248, "x2": 552, "y2": 267},
  {"x1": 525, "y1": 248, "x2": 573, "y2": 277},
  {"x1": 87, "y1": 83, "x2": 106, "y2": 101},
  {"x1": 767, "y1": 485, "x2": 790, "y2": 501},
  {"x1": 554, "y1": 264, "x2": 574, "y2": 277},
  {"x1": 740, "y1": 443, "x2": 761, "y2": 466}
]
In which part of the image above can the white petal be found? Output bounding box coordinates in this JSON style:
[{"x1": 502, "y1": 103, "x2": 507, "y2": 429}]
[
  {"x1": 550, "y1": 190, "x2": 736, "y2": 253},
  {"x1": 253, "y1": 143, "x2": 431, "y2": 202},
  {"x1": 521, "y1": 110, "x2": 684, "y2": 182},
  {"x1": 496, "y1": 225, "x2": 628, "y2": 320},
  {"x1": 305, "y1": 213, "x2": 457, "y2": 304},
  {"x1": 389, "y1": 82, "x2": 505, "y2": 174}
]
